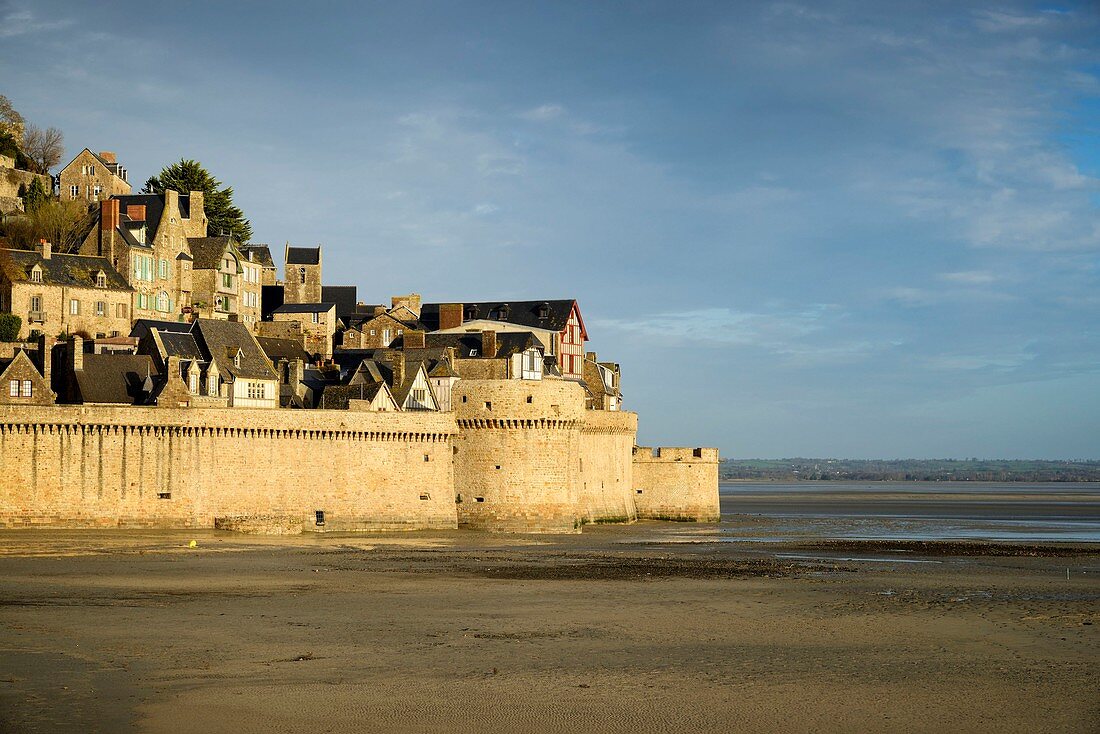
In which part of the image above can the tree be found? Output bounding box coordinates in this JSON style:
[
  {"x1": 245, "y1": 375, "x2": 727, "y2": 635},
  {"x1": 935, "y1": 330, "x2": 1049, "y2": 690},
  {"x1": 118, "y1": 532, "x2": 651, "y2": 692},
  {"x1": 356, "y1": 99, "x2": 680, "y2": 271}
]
[
  {"x1": 21, "y1": 125, "x2": 64, "y2": 173},
  {"x1": 0, "y1": 94, "x2": 25, "y2": 142},
  {"x1": 0, "y1": 199, "x2": 91, "y2": 252},
  {"x1": 0, "y1": 314, "x2": 21, "y2": 342},
  {"x1": 22, "y1": 176, "x2": 49, "y2": 212},
  {"x1": 143, "y1": 159, "x2": 252, "y2": 242}
]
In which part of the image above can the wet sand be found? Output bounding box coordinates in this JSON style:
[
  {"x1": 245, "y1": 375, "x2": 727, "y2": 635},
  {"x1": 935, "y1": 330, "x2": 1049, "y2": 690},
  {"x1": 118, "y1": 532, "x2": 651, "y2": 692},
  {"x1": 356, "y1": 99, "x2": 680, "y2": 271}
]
[{"x1": 0, "y1": 524, "x2": 1098, "y2": 733}]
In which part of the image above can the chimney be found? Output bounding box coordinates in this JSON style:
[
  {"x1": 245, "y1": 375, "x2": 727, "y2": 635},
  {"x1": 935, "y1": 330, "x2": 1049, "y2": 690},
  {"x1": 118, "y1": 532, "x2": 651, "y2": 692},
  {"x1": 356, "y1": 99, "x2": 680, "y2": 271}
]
[
  {"x1": 100, "y1": 198, "x2": 120, "y2": 232},
  {"x1": 290, "y1": 358, "x2": 304, "y2": 392},
  {"x1": 382, "y1": 352, "x2": 405, "y2": 387},
  {"x1": 71, "y1": 336, "x2": 84, "y2": 372},
  {"x1": 586, "y1": 351, "x2": 598, "y2": 363},
  {"x1": 38, "y1": 335, "x2": 54, "y2": 385},
  {"x1": 439, "y1": 303, "x2": 463, "y2": 331},
  {"x1": 445, "y1": 346, "x2": 457, "y2": 366},
  {"x1": 98, "y1": 151, "x2": 117, "y2": 164},
  {"x1": 188, "y1": 191, "x2": 206, "y2": 234},
  {"x1": 39, "y1": 239, "x2": 51, "y2": 260},
  {"x1": 126, "y1": 204, "x2": 146, "y2": 222},
  {"x1": 481, "y1": 330, "x2": 497, "y2": 359},
  {"x1": 391, "y1": 293, "x2": 422, "y2": 318},
  {"x1": 404, "y1": 330, "x2": 425, "y2": 349}
]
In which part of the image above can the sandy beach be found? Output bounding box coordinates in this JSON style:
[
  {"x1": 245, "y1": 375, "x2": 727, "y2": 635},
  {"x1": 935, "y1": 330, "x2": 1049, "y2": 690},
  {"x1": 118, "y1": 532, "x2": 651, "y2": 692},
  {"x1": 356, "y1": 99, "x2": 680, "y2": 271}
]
[{"x1": 0, "y1": 520, "x2": 1097, "y2": 733}]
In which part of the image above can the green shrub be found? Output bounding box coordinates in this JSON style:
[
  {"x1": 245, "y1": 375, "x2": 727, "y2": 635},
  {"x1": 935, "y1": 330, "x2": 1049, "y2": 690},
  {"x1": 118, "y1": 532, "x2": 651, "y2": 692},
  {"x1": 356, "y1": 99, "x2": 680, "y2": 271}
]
[{"x1": 0, "y1": 313, "x2": 21, "y2": 341}]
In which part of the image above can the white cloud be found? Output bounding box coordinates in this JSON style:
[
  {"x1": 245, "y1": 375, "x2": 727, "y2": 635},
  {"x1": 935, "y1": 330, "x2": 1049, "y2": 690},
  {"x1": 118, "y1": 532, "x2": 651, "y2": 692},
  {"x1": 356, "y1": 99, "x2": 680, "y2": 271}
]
[
  {"x1": 938, "y1": 270, "x2": 998, "y2": 285},
  {"x1": 0, "y1": 8, "x2": 74, "y2": 38},
  {"x1": 518, "y1": 104, "x2": 565, "y2": 121}
]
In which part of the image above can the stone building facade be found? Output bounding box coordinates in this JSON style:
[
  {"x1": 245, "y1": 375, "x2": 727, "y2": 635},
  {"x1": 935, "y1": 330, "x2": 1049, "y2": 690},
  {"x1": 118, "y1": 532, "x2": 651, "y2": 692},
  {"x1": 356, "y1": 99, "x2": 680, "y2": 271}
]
[
  {"x1": 58, "y1": 149, "x2": 131, "y2": 202},
  {"x1": 0, "y1": 242, "x2": 133, "y2": 340},
  {"x1": 0, "y1": 153, "x2": 53, "y2": 214}
]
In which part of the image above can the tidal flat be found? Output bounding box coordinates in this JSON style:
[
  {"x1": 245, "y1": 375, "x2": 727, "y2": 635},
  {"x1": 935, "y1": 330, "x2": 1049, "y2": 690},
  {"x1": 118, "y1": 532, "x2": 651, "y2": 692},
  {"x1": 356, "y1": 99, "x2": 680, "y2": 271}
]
[{"x1": 0, "y1": 520, "x2": 1097, "y2": 733}]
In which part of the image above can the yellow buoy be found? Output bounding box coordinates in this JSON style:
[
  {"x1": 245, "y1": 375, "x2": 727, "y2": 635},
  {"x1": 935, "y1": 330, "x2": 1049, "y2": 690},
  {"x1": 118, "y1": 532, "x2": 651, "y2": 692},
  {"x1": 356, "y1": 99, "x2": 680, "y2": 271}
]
[{"x1": 188, "y1": 540, "x2": 198, "y2": 548}]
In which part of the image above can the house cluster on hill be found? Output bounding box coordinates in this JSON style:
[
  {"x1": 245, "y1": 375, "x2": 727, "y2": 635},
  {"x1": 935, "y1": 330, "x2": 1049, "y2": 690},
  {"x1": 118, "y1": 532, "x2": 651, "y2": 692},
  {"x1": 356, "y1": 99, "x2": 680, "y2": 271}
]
[{"x1": 0, "y1": 148, "x2": 623, "y2": 414}]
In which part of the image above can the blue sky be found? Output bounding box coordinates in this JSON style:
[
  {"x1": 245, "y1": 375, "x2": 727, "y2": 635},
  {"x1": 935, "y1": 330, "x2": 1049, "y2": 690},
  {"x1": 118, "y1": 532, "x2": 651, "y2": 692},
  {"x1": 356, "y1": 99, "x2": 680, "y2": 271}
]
[{"x1": 2, "y1": 1, "x2": 1098, "y2": 458}]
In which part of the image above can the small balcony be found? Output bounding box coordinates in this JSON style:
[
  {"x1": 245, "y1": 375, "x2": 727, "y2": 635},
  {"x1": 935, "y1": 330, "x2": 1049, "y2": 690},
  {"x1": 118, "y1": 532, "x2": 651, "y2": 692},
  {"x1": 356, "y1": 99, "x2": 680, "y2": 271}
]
[{"x1": 27, "y1": 310, "x2": 46, "y2": 323}]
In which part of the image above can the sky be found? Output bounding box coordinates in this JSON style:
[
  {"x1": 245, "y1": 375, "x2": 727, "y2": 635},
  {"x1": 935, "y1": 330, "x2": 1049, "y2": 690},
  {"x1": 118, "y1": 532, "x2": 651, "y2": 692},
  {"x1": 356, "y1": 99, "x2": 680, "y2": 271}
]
[{"x1": 2, "y1": 1, "x2": 1098, "y2": 459}]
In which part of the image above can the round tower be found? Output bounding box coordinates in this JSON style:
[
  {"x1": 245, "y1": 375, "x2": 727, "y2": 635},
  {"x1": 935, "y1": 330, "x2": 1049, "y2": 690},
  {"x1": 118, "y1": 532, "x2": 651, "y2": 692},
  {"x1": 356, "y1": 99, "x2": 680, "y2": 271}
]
[{"x1": 452, "y1": 379, "x2": 586, "y2": 532}]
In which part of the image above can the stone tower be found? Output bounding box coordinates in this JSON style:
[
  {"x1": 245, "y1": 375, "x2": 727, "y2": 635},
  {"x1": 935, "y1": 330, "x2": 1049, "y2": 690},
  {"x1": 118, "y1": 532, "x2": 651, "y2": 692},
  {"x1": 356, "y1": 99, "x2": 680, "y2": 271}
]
[{"x1": 284, "y1": 245, "x2": 322, "y2": 303}]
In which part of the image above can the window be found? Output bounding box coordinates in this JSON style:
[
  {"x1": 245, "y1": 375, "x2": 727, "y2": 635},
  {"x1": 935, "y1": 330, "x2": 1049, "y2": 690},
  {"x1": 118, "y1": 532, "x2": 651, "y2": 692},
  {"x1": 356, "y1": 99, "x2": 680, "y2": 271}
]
[
  {"x1": 30, "y1": 268, "x2": 41, "y2": 283},
  {"x1": 189, "y1": 373, "x2": 199, "y2": 394},
  {"x1": 299, "y1": 267, "x2": 306, "y2": 284},
  {"x1": 311, "y1": 311, "x2": 319, "y2": 324},
  {"x1": 247, "y1": 382, "x2": 264, "y2": 399},
  {"x1": 95, "y1": 272, "x2": 106, "y2": 288},
  {"x1": 69, "y1": 298, "x2": 80, "y2": 315},
  {"x1": 95, "y1": 301, "x2": 105, "y2": 316},
  {"x1": 8, "y1": 380, "x2": 18, "y2": 397},
  {"x1": 412, "y1": 388, "x2": 426, "y2": 403},
  {"x1": 69, "y1": 184, "x2": 79, "y2": 198},
  {"x1": 369, "y1": 329, "x2": 376, "y2": 336},
  {"x1": 234, "y1": 350, "x2": 242, "y2": 368},
  {"x1": 469, "y1": 348, "x2": 478, "y2": 357},
  {"x1": 208, "y1": 375, "x2": 218, "y2": 396},
  {"x1": 159, "y1": 259, "x2": 168, "y2": 279},
  {"x1": 93, "y1": 185, "x2": 102, "y2": 198},
  {"x1": 117, "y1": 303, "x2": 127, "y2": 318},
  {"x1": 156, "y1": 291, "x2": 169, "y2": 312},
  {"x1": 382, "y1": 329, "x2": 391, "y2": 345},
  {"x1": 30, "y1": 295, "x2": 42, "y2": 312},
  {"x1": 222, "y1": 272, "x2": 232, "y2": 289},
  {"x1": 21, "y1": 380, "x2": 31, "y2": 397}
]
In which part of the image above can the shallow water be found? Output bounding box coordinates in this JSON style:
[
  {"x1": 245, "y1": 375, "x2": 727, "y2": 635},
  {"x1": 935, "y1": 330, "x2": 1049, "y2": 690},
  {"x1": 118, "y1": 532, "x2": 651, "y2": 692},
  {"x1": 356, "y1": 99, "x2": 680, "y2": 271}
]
[{"x1": 719, "y1": 481, "x2": 1100, "y2": 543}]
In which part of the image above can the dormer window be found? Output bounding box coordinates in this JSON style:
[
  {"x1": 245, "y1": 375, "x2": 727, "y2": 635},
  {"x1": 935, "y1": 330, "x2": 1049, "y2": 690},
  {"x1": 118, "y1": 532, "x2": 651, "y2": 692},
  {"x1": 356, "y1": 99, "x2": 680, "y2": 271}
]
[
  {"x1": 233, "y1": 349, "x2": 243, "y2": 368},
  {"x1": 299, "y1": 267, "x2": 306, "y2": 284},
  {"x1": 95, "y1": 271, "x2": 106, "y2": 288},
  {"x1": 537, "y1": 302, "x2": 551, "y2": 319},
  {"x1": 489, "y1": 304, "x2": 510, "y2": 320},
  {"x1": 464, "y1": 305, "x2": 479, "y2": 320},
  {"x1": 30, "y1": 267, "x2": 42, "y2": 283}
]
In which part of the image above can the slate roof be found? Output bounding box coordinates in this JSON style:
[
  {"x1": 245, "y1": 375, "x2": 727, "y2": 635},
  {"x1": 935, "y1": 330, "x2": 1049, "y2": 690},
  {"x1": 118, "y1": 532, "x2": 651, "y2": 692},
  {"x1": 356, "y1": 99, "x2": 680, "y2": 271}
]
[
  {"x1": 271, "y1": 302, "x2": 335, "y2": 315},
  {"x1": 420, "y1": 299, "x2": 581, "y2": 334},
  {"x1": 187, "y1": 236, "x2": 239, "y2": 271},
  {"x1": 192, "y1": 319, "x2": 277, "y2": 382},
  {"x1": 321, "y1": 286, "x2": 357, "y2": 326},
  {"x1": 75, "y1": 354, "x2": 161, "y2": 405},
  {"x1": 256, "y1": 336, "x2": 310, "y2": 364},
  {"x1": 113, "y1": 194, "x2": 166, "y2": 236},
  {"x1": 405, "y1": 331, "x2": 543, "y2": 359},
  {"x1": 240, "y1": 245, "x2": 275, "y2": 269},
  {"x1": 286, "y1": 246, "x2": 320, "y2": 265},
  {"x1": 158, "y1": 331, "x2": 203, "y2": 361},
  {"x1": 0, "y1": 249, "x2": 131, "y2": 290},
  {"x1": 130, "y1": 319, "x2": 193, "y2": 339}
]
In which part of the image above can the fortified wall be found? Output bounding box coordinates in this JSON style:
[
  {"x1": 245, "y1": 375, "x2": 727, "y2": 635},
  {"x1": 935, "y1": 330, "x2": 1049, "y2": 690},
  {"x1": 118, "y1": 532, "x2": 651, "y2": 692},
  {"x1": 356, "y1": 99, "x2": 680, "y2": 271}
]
[
  {"x1": 632, "y1": 446, "x2": 721, "y2": 522},
  {"x1": 0, "y1": 385, "x2": 719, "y2": 533}
]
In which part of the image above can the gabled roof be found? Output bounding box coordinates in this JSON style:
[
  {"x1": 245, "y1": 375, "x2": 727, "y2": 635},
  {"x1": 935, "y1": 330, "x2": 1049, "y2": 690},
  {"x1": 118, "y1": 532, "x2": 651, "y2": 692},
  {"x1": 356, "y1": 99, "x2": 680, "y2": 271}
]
[
  {"x1": 0, "y1": 248, "x2": 131, "y2": 290},
  {"x1": 286, "y1": 246, "x2": 320, "y2": 265},
  {"x1": 75, "y1": 354, "x2": 161, "y2": 405},
  {"x1": 192, "y1": 319, "x2": 277, "y2": 382},
  {"x1": 61, "y1": 148, "x2": 127, "y2": 181},
  {"x1": 256, "y1": 336, "x2": 310, "y2": 364},
  {"x1": 187, "y1": 236, "x2": 240, "y2": 271},
  {"x1": 420, "y1": 299, "x2": 583, "y2": 335},
  {"x1": 240, "y1": 245, "x2": 275, "y2": 269},
  {"x1": 158, "y1": 331, "x2": 204, "y2": 361},
  {"x1": 271, "y1": 302, "x2": 335, "y2": 315}
]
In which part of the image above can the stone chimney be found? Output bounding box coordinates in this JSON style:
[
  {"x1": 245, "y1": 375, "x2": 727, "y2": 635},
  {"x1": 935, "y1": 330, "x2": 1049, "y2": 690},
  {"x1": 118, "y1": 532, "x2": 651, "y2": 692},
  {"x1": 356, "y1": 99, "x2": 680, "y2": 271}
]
[
  {"x1": 37, "y1": 239, "x2": 51, "y2": 260},
  {"x1": 439, "y1": 303, "x2": 463, "y2": 331},
  {"x1": 391, "y1": 293, "x2": 422, "y2": 318},
  {"x1": 188, "y1": 190, "x2": 206, "y2": 235},
  {"x1": 292, "y1": 359, "x2": 304, "y2": 388},
  {"x1": 481, "y1": 330, "x2": 497, "y2": 359},
  {"x1": 404, "y1": 330, "x2": 425, "y2": 349},
  {"x1": 98, "y1": 151, "x2": 117, "y2": 164},
  {"x1": 101, "y1": 199, "x2": 120, "y2": 232},
  {"x1": 71, "y1": 336, "x2": 84, "y2": 372},
  {"x1": 126, "y1": 204, "x2": 146, "y2": 222},
  {"x1": 381, "y1": 352, "x2": 405, "y2": 387},
  {"x1": 586, "y1": 351, "x2": 598, "y2": 363},
  {"x1": 37, "y1": 335, "x2": 53, "y2": 385}
]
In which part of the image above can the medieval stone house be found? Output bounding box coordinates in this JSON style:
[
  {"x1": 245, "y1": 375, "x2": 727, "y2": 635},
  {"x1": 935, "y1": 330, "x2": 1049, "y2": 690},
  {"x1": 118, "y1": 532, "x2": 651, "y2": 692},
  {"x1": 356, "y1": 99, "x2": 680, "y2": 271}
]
[
  {"x1": 58, "y1": 149, "x2": 131, "y2": 202},
  {"x1": 0, "y1": 242, "x2": 133, "y2": 340}
]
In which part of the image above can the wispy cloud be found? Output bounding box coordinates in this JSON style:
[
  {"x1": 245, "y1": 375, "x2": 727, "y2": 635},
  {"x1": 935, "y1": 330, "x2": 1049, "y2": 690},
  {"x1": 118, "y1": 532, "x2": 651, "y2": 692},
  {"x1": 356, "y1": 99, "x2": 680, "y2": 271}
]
[
  {"x1": 518, "y1": 103, "x2": 565, "y2": 121},
  {"x1": 0, "y1": 8, "x2": 74, "y2": 38}
]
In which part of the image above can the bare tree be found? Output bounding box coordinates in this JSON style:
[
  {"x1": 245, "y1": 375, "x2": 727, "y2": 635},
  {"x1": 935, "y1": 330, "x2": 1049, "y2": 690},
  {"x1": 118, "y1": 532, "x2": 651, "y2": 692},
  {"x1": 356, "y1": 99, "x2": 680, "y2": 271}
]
[
  {"x1": 22, "y1": 125, "x2": 64, "y2": 173},
  {"x1": 0, "y1": 94, "x2": 25, "y2": 141}
]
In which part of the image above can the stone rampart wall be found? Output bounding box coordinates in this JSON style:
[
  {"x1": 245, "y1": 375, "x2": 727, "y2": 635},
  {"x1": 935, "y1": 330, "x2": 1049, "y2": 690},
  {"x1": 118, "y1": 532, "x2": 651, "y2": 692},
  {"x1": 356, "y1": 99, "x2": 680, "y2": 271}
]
[
  {"x1": 632, "y1": 446, "x2": 720, "y2": 522},
  {"x1": 577, "y1": 410, "x2": 638, "y2": 524},
  {"x1": 0, "y1": 406, "x2": 458, "y2": 531}
]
